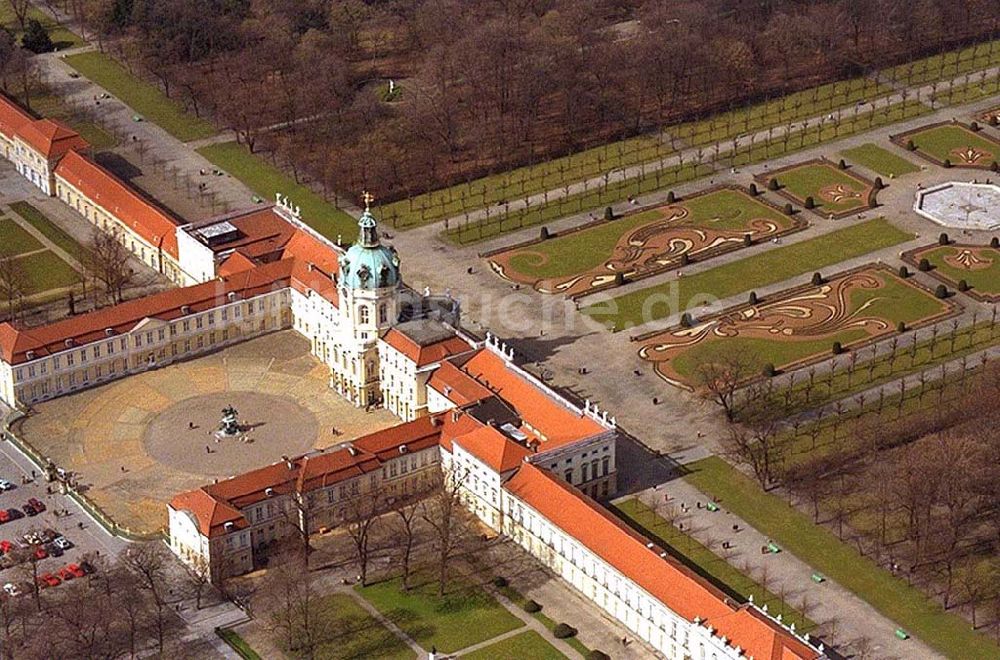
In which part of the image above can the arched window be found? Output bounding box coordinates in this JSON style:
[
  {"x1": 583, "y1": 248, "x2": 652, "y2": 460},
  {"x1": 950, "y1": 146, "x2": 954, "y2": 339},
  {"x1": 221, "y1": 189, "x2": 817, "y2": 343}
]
[
  {"x1": 359, "y1": 305, "x2": 370, "y2": 324},
  {"x1": 378, "y1": 303, "x2": 387, "y2": 324}
]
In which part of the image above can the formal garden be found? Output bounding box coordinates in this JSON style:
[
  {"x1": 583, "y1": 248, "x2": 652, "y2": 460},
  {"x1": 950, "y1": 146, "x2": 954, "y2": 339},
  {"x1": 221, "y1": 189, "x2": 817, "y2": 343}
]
[
  {"x1": 903, "y1": 243, "x2": 1000, "y2": 302},
  {"x1": 582, "y1": 218, "x2": 913, "y2": 331},
  {"x1": 892, "y1": 122, "x2": 1000, "y2": 169},
  {"x1": 757, "y1": 159, "x2": 878, "y2": 218},
  {"x1": 635, "y1": 265, "x2": 956, "y2": 389},
  {"x1": 0, "y1": 204, "x2": 83, "y2": 308},
  {"x1": 487, "y1": 187, "x2": 801, "y2": 297}
]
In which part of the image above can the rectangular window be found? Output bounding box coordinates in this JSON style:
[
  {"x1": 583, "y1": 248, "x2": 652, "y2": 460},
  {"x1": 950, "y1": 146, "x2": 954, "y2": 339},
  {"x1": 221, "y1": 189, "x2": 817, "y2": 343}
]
[
  {"x1": 93, "y1": 345, "x2": 101, "y2": 359},
  {"x1": 107, "y1": 341, "x2": 114, "y2": 355},
  {"x1": 66, "y1": 354, "x2": 74, "y2": 367},
  {"x1": 158, "y1": 328, "x2": 165, "y2": 341},
  {"x1": 196, "y1": 317, "x2": 203, "y2": 329},
  {"x1": 80, "y1": 350, "x2": 87, "y2": 363}
]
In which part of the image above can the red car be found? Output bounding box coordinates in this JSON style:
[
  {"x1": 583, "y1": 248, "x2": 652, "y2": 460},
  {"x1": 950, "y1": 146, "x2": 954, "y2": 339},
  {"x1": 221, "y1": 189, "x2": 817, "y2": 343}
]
[
  {"x1": 27, "y1": 499, "x2": 44, "y2": 513},
  {"x1": 36, "y1": 573, "x2": 60, "y2": 588},
  {"x1": 66, "y1": 563, "x2": 86, "y2": 579},
  {"x1": 0, "y1": 510, "x2": 10, "y2": 524},
  {"x1": 33, "y1": 547, "x2": 47, "y2": 560},
  {"x1": 0, "y1": 541, "x2": 12, "y2": 554},
  {"x1": 57, "y1": 567, "x2": 75, "y2": 581}
]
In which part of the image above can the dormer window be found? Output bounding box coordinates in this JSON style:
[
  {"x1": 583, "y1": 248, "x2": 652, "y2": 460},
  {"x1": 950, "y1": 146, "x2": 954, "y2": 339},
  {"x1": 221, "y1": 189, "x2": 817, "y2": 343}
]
[
  {"x1": 64, "y1": 339, "x2": 74, "y2": 348},
  {"x1": 181, "y1": 305, "x2": 191, "y2": 314}
]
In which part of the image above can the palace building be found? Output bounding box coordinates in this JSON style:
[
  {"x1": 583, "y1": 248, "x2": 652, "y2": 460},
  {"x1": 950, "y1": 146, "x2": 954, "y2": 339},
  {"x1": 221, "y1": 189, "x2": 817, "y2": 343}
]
[{"x1": 0, "y1": 93, "x2": 823, "y2": 659}]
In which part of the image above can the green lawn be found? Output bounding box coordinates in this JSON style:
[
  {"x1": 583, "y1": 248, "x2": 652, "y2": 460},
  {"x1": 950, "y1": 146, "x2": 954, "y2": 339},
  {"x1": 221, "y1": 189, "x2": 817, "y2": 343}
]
[
  {"x1": 216, "y1": 628, "x2": 262, "y2": 660},
  {"x1": 279, "y1": 594, "x2": 414, "y2": 660},
  {"x1": 932, "y1": 74, "x2": 1000, "y2": 106},
  {"x1": 684, "y1": 456, "x2": 1000, "y2": 659},
  {"x1": 614, "y1": 498, "x2": 816, "y2": 633},
  {"x1": 883, "y1": 39, "x2": 1000, "y2": 87},
  {"x1": 584, "y1": 218, "x2": 913, "y2": 330},
  {"x1": 0, "y1": 218, "x2": 44, "y2": 257},
  {"x1": 502, "y1": 189, "x2": 790, "y2": 281},
  {"x1": 841, "y1": 144, "x2": 920, "y2": 177},
  {"x1": 917, "y1": 245, "x2": 1000, "y2": 297},
  {"x1": 357, "y1": 575, "x2": 522, "y2": 654},
  {"x1": 14, "y1": 251, "x2": 81, "y2": 294},
  {"x1": 664, "y1": 270, "x2": 949, "y2": 380},
  {"x1": 197, "y1": 141, "x2": 358, "y2": 243},
  {"x1": 462, "y1": 630, "x2": 565, "y2": 660},
  {"x1": 769, "y1": 162, "x2": 872, "y2": 214},
  {"x1": 9, "y1": 201, "x2": 89, "y2": 262},
  {"x1": 0, "y1": 0, "x2": 82, "y2": 48},
  {"x1": 905, "y1": 124, "x2": 1000, "y2": 165},
  {"x1": 64, "y1": 52, "x2": 216, "y2": 142},
  {"x1": 22, "y1": 92, "x2": 117, "y2": 151}
]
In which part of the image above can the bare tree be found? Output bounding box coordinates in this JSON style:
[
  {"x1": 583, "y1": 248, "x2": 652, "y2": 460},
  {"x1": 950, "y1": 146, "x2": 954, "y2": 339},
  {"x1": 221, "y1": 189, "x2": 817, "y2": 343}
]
[
  {"x1": 0, "y1": 256, "x2": 27, "y2": 321},
  {"x1": 696, "y1": 347, "x2": 756, "y2": 422},
  {"x1": 83, "y1": 227, "x2": 134, "y2": 304},
  {"x1": 421, "y1": 467, "x2": 475, "y2": 597},
  {"x1": 344, "y1": 487, "x2": 387, "y2": 587},
  {"x1": 258, "y1": 549, "x2": 325, "y2": 657},
  {"x1": 390, "y1": 496, "x2": 423, "y2": 592},
  {"x1": 121, "y1": 543, "x2": 174, "y2": 653}
]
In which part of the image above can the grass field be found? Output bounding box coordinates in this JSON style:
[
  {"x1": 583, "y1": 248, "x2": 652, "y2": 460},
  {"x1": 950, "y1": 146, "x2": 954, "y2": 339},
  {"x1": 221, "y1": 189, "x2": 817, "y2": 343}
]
[
  {"x1": 215, "y1": 628, "x2": 262, "y2": 660},
  {"x1": 913, "y1": 244, "x2": 1000, "y2": 298},
  {"x1": 0, "y1": 218, "x2": 44, "y2": 257},
  {"x1": 462, "y1": 630, "x2": 565, "y2": 660},
  {"x1": 841, "y1": 144, "x2": 920, "y2": 177},
  {"x1": 584, "y1": 218, "x2": 913, "y2": 330},
  {"x1": 613, "y1": 498, "x2": 816, "y2": 633},
  {"x1": 684, "y1": 456, "x2": 1000, "y2": 659},
  {"x1": 9, "y1": 202, "x2": 89, "y2": 262},
  {"x1": 15, "y1": 251, "x2": 80, "y2": 295},
  {"x1": 903, "y1": 124, "x2": 1000, "y2": 166},
  {"x1": 26, "y1": 92, "x2": 117, "y2": 151},
  {"x1": 932, "y1": 74, "x2": 1000, "y2": 106},
  {"x1": 635, "y1": 266, "x2": 952, "y2": 387},
  {"x1": 197, "y1": 141, "x2": 358, "y2": 243},
  {"x1": 64, "y1": 52, "x2": 216, "y2": 142},
  {"x1": 357, "y1": 575, "x2": 522, "y2": 654},
  {"x1": 491, "y1": 188, "x2": 796, "y2": 296},
  {"x1": 0, "y1": 0, "x2": 81, "y2": 48},
  {"x1": 280, "y1": 594, "x2": 415, "y2": 660},
  {"x1": 766, "y1": 161, "x2": 873, "y2": 215},
  {"x1": 883, "y1": 39, "x2": 1000, "y2": 87}
]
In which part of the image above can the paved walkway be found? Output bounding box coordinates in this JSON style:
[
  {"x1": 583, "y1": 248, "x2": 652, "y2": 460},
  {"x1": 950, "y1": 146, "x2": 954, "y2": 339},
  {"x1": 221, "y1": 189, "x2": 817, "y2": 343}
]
[
  {"x1": 625, "y1": 483, "x2": 942, "y2": 660},
  {"x1": 342, "y1": 587, "x2": 428, "y2": 657}
]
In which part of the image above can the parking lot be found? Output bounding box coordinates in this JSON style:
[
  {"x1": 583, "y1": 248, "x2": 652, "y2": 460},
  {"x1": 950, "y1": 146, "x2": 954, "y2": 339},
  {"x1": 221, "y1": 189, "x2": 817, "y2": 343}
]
[{"x1": 0, "y1": 435, "x2": 125, "y2": 598}]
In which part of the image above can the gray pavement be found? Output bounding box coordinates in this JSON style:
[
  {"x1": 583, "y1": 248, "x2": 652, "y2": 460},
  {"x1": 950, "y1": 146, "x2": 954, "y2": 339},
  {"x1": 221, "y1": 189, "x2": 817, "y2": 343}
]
[{"x1": 624, "y1": 484, "x2": 943, "y2": 660}]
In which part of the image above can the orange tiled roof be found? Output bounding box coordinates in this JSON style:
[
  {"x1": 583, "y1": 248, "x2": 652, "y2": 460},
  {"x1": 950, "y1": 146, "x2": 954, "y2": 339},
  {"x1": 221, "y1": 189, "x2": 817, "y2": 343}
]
[
  {"x1": 218, "y1": 251, "x2": 258, "y2": 276},
  {"x1": 427, "y1": 361, "x2": 493, "y2": 406},
  {"x1": 54, "y1": 150, "x2": 180, "y2": 258},
  {"x1": 17, "y1": 118, "x2": 89, "y2": 160},
  {"x1": 503, "y1": 464, "x2": 819, "y2": 660},
  {"x1": 459, "y1": 349, "x2": 605, "y2": 449},
  {"x1": 454, "y1": 424, "x2": 530, "y2": 473},
  {"x1": 382, "y1": 327, "x2": 474, "y2": 367},
  {"x1": 0, "y1": 93, "x2": 32, "y2": 140},
  {"x1": 0, "y1": 259, "x2": 295, "y2": 364},
  {"x1": 169, "y1": 488, "x2": 247, "y2": 538}
]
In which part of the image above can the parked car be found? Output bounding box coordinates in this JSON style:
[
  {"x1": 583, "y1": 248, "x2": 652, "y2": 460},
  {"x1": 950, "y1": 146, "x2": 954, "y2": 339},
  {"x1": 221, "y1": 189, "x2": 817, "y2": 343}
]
[
  {"x1": 0, "y1": 510, "x2": 10, "y2": 524},
  {"x1": 40, "y1": 529, "x2": 57, "y2": 543},
  {"x1": 0, "y1": 480, "x2": 13, "y2": 492},
  {"x1": 57, "y1": 567, "x2": 75, "y2": 581},
  {"x1": 66, "y1": 563, "x2": 86, "y2": 579},
  {"x1": 27, "y1": 499, "x2": 45, "y2": 513},
  {"x1": 21, "y1": 503, "x2": 36, "y2": 517},
  {"x1": 78, "y1": 560, "x2": 95, "y2": 575},
  {"x1": 2, "y1": 583, "x2": 20, "y2": 597},
  {"x1": 33, "y1": 547, "x2": 47, "y2": 561},
  {"x1": 22, "y1": 532, "x2": 41, "y2": 545},
  {"x1": 36, "y1": 573, "x2": 59, "y2": 588},
  {"x1": 0, "y1": 540, "x2": 12, "y2": 554},
  {"x1": 7, "y1": 509, "x2": 22, "y2": 521},
  {"x1": 45, "y1": 543, "x2": 63, "y2": 558},
  {"x1": 52, "y1": 537, "x2": 72, "y2": 551}
]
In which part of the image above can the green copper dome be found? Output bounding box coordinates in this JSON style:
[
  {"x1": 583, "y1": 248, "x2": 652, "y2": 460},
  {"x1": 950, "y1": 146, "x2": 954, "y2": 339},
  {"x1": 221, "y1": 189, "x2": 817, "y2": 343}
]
[{"x1": 339, "y1": 209, "x2": 400, "y2": 290}]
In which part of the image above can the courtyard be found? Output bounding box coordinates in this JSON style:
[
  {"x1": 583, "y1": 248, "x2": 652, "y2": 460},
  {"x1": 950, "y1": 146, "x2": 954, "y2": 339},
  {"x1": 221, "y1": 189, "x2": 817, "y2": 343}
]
[
  {"x1": 487, "y1": 187, "x2": 801, "y2": 297},
  {"x1": 15, "y1": 331, "x2": 398, "y2": 535},
  {"x1": 914, "y1": 181, "x2": 1000, "y2": 231}
]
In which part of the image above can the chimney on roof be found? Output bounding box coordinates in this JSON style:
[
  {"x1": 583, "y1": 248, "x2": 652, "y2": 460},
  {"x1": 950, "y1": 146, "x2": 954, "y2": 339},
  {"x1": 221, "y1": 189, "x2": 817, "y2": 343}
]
[
  {"x1": 283, "y1": 455, "x2": 293, "y2": 470},
  {"x1": 265, "y1": 487, "x2": 274, "y2": 497},
  {"x1": 307, "y1": 262, "x2": 314, "y2": 271},
  {"x1": 451, "y1": 410, "x2": 460, "y2": 422}
]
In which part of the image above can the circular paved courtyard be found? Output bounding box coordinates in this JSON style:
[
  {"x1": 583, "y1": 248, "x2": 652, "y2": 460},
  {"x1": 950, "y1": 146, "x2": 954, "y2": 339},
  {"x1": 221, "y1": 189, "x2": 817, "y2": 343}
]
[
  {"x1": 143, "y1": 391, "x2": 317, "y2": 476},
  {"x1": 17, "y1": 331, "x2": 398, "y2": 535}
]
